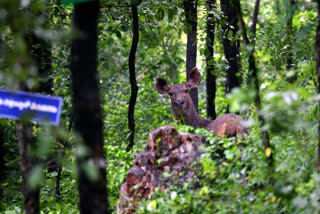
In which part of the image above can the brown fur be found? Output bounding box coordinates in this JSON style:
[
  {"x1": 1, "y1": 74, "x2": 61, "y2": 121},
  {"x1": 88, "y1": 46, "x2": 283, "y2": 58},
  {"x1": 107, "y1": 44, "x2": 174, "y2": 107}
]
[{"x1": 156, "y1": 67, "x2": 248, "y2": 137}]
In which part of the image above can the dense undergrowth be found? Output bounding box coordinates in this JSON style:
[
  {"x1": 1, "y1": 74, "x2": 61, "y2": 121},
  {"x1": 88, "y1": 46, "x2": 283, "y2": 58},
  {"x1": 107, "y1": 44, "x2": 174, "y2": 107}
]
[{"x1": 3, "y1": 63, "x2": 320, "y2": 213}]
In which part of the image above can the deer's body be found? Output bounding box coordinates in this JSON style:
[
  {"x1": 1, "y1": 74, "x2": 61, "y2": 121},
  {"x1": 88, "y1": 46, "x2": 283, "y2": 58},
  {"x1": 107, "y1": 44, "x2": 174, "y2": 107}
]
[{"x1": 156, "y1": 67, "x2": 247, "y2": 137}]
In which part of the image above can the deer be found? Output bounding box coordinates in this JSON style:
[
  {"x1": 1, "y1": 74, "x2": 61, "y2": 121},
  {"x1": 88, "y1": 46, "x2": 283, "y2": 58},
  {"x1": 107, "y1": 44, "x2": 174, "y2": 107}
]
[{"x1": 156, "y1": 67, "x2": 248, "y2": 138}]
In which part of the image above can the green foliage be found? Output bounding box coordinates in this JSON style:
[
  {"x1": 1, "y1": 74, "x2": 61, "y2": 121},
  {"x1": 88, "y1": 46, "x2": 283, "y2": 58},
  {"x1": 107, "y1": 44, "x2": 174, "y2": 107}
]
[{"x1": 134, "y1": 122, "x2": 320, "y2": 213}]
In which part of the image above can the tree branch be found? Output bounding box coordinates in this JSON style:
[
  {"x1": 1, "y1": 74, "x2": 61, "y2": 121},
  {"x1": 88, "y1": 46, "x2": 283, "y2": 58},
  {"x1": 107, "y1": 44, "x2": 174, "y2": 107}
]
[{"x1": 127, "y1": 2, "x2": 140, "y2": 151}]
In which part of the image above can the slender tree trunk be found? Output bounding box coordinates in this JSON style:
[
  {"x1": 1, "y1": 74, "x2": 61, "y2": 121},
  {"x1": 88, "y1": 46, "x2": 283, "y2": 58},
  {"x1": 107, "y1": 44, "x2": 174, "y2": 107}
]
[
  {"x1": 184, "y1": 0, "x2": 199, "y2": 112},
  {"x1": 235, "y1": 0, "x2": 273, "y2": 166},
  {"x1": 6, "y1": 3, "x2": 47, "y2": 212},
  {"x1": 220, "y1": 0, "x2": 241, "y2": 101},
  {"x1": 17, "y1": 123, "x2": 40, "y2": 214},
  {"x1": 70, "y1": 1, "x2": 108, "y2": 213},
  {"x1": 315, "y1": 0, "x2": 320, "y2": 169},
  {"x1": 286, "y1": 0, "x2": 296, "y2": 83},
  {"x1": 205, "y1": 0, "x2": 216, "y2": 120},
  {"x1": 127, "y1": 1, "x2": 140, "y2": 151}
]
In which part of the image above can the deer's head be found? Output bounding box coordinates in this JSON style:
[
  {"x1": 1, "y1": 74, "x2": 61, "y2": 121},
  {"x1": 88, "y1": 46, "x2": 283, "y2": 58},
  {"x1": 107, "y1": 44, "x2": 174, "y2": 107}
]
[{"x1": 156, "y1": 67, "x2": 201, "y2": 120}]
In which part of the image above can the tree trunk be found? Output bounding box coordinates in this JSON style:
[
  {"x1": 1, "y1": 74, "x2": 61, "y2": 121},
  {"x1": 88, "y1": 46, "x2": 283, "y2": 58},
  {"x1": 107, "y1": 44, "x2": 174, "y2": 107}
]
[
  {"x1": 315, "y1": 0, "x2": 320, "y2": 169},
  {"x1": 127, "y1": 1, "x2": 141, "y2": 152},
  {"x1": 184, "y1": 0, "x2": 199, "y2": 112},
  {"x1": 286, "y1": 0, "x2": 296, "y2": 83},
  {"x1": 70, "y1": 1, "x2": 108, "y2": 213},
  {"x1": 16, "y1": 123, "x2": 40, "y2": 214},
  {"x1": 235, "y1": 0, "x2": 273, "y2": 167},
  {"x1": 220, "y1": 0, "x2": 241, "y2": 99},
  {"x1": 205, "y1": 0, "x2": 216, "y2": 120}
]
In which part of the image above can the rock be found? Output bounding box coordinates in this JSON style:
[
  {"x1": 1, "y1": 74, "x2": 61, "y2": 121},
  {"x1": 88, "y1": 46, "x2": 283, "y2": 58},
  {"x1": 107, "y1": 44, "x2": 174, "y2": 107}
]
[{"x1": 117, "y1": 126, "x2": 206, "y2": 214}]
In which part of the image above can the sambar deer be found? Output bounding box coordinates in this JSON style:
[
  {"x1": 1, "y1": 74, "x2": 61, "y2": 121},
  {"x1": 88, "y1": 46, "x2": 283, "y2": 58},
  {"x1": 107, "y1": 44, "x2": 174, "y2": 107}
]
[{"x1": 156, "y1": 67, "x2": 248, "y2": 137}]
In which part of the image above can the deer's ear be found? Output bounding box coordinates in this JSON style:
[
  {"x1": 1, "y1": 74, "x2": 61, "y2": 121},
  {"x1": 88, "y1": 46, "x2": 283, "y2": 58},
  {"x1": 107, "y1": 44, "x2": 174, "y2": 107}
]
[
  {"x1": 186, "y1": 67, "x2": 201, "y2": 88},
  {"x1": 156, "y1": 77, "x2": 171, "y2": 94}
]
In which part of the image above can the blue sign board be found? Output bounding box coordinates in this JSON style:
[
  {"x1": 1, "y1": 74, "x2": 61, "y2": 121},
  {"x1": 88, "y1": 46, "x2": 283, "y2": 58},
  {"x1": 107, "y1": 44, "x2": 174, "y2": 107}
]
[{"x1": 0, "y1": 89, "x2": 63, "y2": 126}]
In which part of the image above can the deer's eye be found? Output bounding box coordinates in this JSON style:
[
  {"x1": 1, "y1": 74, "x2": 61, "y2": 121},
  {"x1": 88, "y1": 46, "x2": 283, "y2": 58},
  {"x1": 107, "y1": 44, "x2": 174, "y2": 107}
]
[
  {"x1": 168, "y1": 93, "x2": 173, "y2": 96},
  {"x1": 184, "y1": 90, "x2": 188, "y2": 93}
]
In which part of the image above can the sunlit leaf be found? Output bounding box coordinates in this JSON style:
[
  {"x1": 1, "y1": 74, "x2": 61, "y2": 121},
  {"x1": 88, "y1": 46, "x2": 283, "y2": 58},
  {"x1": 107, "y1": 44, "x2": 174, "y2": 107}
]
[{"x1": 147, "y1": 200, "x2": 157, "y2": 211}]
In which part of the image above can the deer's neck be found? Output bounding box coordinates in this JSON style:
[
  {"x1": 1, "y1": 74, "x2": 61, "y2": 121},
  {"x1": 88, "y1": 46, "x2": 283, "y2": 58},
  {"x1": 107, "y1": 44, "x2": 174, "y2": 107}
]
[{"x1": 182, "y1": 103, "x2": 212, "y2": 129}]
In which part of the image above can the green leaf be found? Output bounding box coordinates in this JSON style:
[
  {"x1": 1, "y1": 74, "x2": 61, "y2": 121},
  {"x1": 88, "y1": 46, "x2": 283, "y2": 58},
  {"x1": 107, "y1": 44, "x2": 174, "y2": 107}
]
[
  {"x1": 28, "y1": 165, "x2": 43, "y2": 190},
  {"x1": 156, "y1": 9, "x2": 165, "y2": 21},
  {"x1": 115, "y1": 30, "x2": 122, "y2": 39},
  {"x1": 168, "y1": 9, "x2": 175, "y2": 22},
  {"x1": 36, "y1": 133, "x2": 54, "y2": 158},
  {"x1": 82, "y1": 160, "x2": 100, "y2": 181},
  {"x1": 147, "y1": 200, "x2": 157, "y2": 211}
]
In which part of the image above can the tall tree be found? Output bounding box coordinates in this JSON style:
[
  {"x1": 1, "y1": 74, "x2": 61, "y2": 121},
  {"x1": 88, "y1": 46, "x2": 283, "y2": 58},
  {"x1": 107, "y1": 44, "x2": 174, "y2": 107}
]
[
  {"x1": 315, "y1": 0, "x2": 320, "y2": 169},
  {"x1": 220, "y1": 0, "x2": 241, "y2": 99},
  {"x1": 184, "y1": 0, "x2": 199, "y2": 112},
  {"x1": 235, "y1": 0, "x2": 273, "y2": 167},
  {"x1": 127, "y1": 0, "x2": 141, "y2": 151},
  {"x1": 70, "y1": 1, "x2": 108, "y2": 213},
  {"x1": 0, "y1": 2, "x2": 42, "y2": 212},
  {"x1": 205, "y1": 0, "x2": 216, "y2": 119},
  {"x1": 12, "y1": 8, "x2": 44, "y2": 214}
]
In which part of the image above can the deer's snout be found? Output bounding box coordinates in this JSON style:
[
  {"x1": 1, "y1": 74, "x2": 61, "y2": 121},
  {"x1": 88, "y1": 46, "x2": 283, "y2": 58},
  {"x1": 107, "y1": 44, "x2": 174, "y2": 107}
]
[{"x1": 174, "y1": 100, "x2": 184, "y2": 109}]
